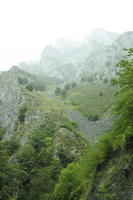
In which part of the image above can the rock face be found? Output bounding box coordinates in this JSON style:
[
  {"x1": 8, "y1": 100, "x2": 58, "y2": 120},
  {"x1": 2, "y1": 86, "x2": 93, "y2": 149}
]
[
  {"x1": 53, "y1": 127, "x2": 86, "y2": 159},
  {"x1": 19, "y1": 30, "x2": 133, "y2": 81},
  {"x1": 0, "y1": 67, "x2": 25, "y2": 137}
]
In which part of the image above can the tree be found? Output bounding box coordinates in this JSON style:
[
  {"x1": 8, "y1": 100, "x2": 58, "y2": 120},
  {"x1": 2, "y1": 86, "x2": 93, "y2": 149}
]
[
  {"x1": 71, "y1": 81, "x2": 77, "y2": 88},
  {"x1": 26, "y1": 84, "x2": 34, "y2": 91},
  {"x1": 55, "y1": 87, "x2": 62, "y2": 96},
  {"x1": 103, "y1": 78, "x2": 109, "y2": 84},
  {"x1": 0, "y1": 143, "x2": 18, "y2": 200},
  {"x1": 18, "y1": 106, "x2": 28, "y2": 122},
  {"x1": 113, "y1": 48, "x2": 133, "y2": 129},
  {"x1": 64, "y1": 83, "x2": 71, "y2": 91}
]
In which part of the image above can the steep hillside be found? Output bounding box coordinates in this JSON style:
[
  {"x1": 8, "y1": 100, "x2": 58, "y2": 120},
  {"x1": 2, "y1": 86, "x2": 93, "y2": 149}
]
[
  {"x1": 0, "y1": 66, "x2": 88, "y2": 200},
  {"x1": 0, "y1": 31, "x2": 133, "y2": 200},
  {"x1": 0, "y1": 66, "x2": 86, "y2": 153},
  {"x1": 52, "y1": 49, "x2": 133, "y2": 200}
]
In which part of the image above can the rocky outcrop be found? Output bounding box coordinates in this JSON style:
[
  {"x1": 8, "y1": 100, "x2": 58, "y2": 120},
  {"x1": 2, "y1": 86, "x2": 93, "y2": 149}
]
[
  {"x1": 0, "y1": 67, "x2": 87, "y2": 160},
  {"x1": 53, "y1": 127, "x2": 86, "y2": 159},
  {"x1": 0, "y1": 67, "x2": 25, "y2": 138},
  {"x1": 19, "y1": 30, "x2": 133, "y2": 81}
]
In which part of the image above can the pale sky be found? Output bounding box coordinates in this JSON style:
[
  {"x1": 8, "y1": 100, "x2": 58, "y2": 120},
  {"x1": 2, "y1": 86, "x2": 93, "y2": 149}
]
[{"x1": 0, "y1": 0, "x2": 133, "y2": 71}]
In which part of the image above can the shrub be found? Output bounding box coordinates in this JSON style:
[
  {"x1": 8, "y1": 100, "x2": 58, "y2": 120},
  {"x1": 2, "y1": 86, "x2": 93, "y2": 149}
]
[
  {"x1": 71, "y1": 82, "x2": 77, "y2": 88},
  {"x1": 64, "y1": 83, "x2": 71, "y2": 91},
  {"x1": 4, "y1": 139, "x2": 20, "y2": 156},
  {"x1": 103, "y1": 78, "x2": 109, "y2": 84},
  {"x1": 88, "y1": 114, "x2": 100, "y2": 121},
  {"x1": 99, "y1": 92, "x2": 103, "y2": 96},
  {"x1": 18, "y1": 106, "x2": 28, "y2": 122},
  {"x1": 61, "y1": 120, "x2": 78, "y2": 132},
  {"x1": 0, "y1": 99, "x2": 2, "y2": 105},
  {"x1": 18, "y1": 76, "x2": 28, "y2": 85},
  {"x1": 88, "y1": 76, "x2": 93, "y2": 82},
  {"x1": 0, "y1": 128, "x2": 6, "y2": 140},
  {"x1": 34, "y1": 84, "x2": 46, "y2": 91},
  {"x1": 55, "y1": 87, "x2": 62, "y2": 96},
  {"x1": 61, "y1": 89, "x2": 67, "y2": 97},
  {"x1": 26, "y1": 84, "x2": 34, "y2": 91}
]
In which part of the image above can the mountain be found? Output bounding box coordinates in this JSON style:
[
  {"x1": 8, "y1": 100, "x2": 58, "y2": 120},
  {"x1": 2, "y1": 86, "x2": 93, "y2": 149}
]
[
  {"x1": 19, "y1": 29, "x2": 133, "y2": 81},
  {"x1": 86, "y1": 28, "x2": 119, "y2": 45},
  {"x1": 0, "y1": 30, "x2": 133, "y2": 200},
  {"x1": 0, "y1": 66, "x2": 86, "y2": 151}
]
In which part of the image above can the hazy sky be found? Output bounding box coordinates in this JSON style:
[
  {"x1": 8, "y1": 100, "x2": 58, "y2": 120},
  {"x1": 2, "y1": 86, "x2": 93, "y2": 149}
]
[{"x1": 0, "y1": 0, "x2": 133, "y2": 71}]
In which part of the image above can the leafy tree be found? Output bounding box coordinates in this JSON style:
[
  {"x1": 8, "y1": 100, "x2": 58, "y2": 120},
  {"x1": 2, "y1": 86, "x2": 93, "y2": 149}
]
[
  {"x1": 54, "y1": 162, "x2": 82, "y2": 200},
  {"x1": 64, "y1": 83, "x2": 71, "y2": 91},
  {"x1": 18, "y1": 76, "x2": 28, "y2": 85},
  {"x1": 0, "y1": 143, "x2": 18, "y2": 200},
  {"x1": 55, "y1": 87, "x2": 62, "y2": 96},
  {"x1": 29, "y1": 166, "x2": 56, "y2": 200},
  {"x1": 61, "y1": 89, "x2": 67, "y2": 97},
  {"x1": 103, "y1": 78, "x2": 109, "y2": 84},
  {"x1": 71, "y1": 81, "x2": 77, "y2": 88},
  {"x1": 4, "y1": 139, "x2": 20, "y2": 156},
  {"x1": 113, "y1": 48, "x2": 133, "y2": 129}
]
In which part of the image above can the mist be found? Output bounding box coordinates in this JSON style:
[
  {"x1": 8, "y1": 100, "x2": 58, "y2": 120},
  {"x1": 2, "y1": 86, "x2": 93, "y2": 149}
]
[{"x1": 0, "y1": 0, "x2": 133, "y2": 71}]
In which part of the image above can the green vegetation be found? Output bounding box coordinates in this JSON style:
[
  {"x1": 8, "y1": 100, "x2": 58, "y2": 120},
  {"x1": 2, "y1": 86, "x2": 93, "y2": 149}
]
[
  {"x1": 65, "y1": 83, "x2": 116, "y2": 119},
  {"x1": 18, "y1": 76, "x2": 28, "y2": 85},
  {"x1": 55, "y1": 86, "x2": 62, "y2": 96},
  {"x1": 0, "y1": 115, "x2": 86, "y2": 200},
  {"x1": 0, "y1": 128, "x2": 6, "y2": 140},
  {"x1": 0, "y1": 99, "x2": 2, "y2": 105},
  {"x1": 0, "y1": 49, "x2": 133, "y2": 200},
  {"x1": 53, "y1": 48, "x2": 133, "y2": 200},
  {"x1": 0, "y1": 141, "x2": 19, "y2": 200},
  {"x1": 26, "y1": 84, "x2": 34, "y2": 91},
  {"x1": 17, "y1": 72, "x2": 46, "y2": 92},
  {"x1": 18, "y1": 106, "x2": 28, "y2": 122},
  {"x1": 103, "y1": 78, "x2": 109, "y2": 84},
  {"x1": 80, "y1": 73, "x2": 95, "y2": 83},
  {"x1": 55, "y1": 81, "x2": 77, "y2": 97}
]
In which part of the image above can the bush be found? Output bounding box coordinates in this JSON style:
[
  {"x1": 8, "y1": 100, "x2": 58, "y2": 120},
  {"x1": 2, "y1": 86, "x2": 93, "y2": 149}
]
[
  {"x1": 4, "y1": 139, "x2": 20, "y2": 156},
  {"x1": 34, "y1": 84, "x2": 46, "y2": 91},
  {"x1": 18, "y1": 76, "x2": 28, "y2": 85},
  {"x1": 26, "y1": 84, "x2": 34, "y2": 91},
  {"x1": 103, "y1": 78, "x2": 109, "y2": 84},
  {"x1": 99, "y1": 92, "x2": 103, "y2": 96},
  {"x1": 0, "y1": 99, "x2": 2, "y2": 105},
  {"x1": 88, "y1": 76, "x2": 93, "y2": 82},
  {"x1": 71, "y1": 82, "x2": 77, "y2": 88},
  {"x1": 88, "y1": 114, "x2": 100, "y2": 121},
  {"x1": 61, "y1": 120, "x2": 78, "y2": 132},
  {"x1": 0, "y1": 128, "x2": 6, "y2": 140},
  {"x1": 55, "y1": 87, "x2": 62, "y2": 96},
  {"x1": 18, "y1": 106, "x2": 28, "y2": 122}
]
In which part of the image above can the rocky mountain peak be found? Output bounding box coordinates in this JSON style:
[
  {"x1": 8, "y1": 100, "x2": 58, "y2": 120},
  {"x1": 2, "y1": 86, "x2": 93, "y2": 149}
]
[{"x1": 112, "y1": 31, "x2": 133, "y2": 48}]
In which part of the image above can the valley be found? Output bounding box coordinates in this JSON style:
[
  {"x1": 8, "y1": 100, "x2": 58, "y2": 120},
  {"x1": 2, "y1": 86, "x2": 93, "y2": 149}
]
[{"x1": 0, "y1": 30, "x2": 133, "y2": 200}]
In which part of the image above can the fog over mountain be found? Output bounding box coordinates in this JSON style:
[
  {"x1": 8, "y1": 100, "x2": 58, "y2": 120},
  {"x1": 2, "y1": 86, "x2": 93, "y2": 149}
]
[
  {"x1": 1, "y1": 0, "x2": 133, "y2": 71},
  {"x1": 0, "y1": 0, "x2": 133, "y2": 199},
  {"x1": 19, "y1": 29, "x2": 133, "y2": 81}
]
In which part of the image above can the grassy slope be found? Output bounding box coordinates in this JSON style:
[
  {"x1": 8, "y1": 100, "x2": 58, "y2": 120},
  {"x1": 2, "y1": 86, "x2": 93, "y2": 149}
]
[{"x1": 64, "y1": 82, "x2": 116, "y2": 119}]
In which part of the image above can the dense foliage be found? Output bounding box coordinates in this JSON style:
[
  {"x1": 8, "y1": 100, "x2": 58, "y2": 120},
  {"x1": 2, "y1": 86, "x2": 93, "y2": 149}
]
[{"x1": 53, "y1": 49, "x2": 133, "y2": 200}]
